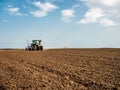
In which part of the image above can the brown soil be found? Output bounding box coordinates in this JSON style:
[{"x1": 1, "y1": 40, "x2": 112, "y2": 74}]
[{"x1": 0, "y1": 48, "x2": 120, "y2": 90}]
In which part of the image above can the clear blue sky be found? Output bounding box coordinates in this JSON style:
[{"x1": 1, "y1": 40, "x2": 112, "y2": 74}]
[{"x1": 0, "y1": 0, "x2": 120, "y2": 48}]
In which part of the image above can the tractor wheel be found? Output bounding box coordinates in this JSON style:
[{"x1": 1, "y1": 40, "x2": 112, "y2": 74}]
[
  {"x1": 40, "y1": 46, "x2": 43, "y2": 51},
  {"x1": 37, "y1": 46, "x2": 40, "y2": 50}
]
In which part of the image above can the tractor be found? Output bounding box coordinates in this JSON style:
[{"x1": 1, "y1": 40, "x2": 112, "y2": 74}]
[{"x1": 26, "y1": 40, "x2": 43, "y2": 51}]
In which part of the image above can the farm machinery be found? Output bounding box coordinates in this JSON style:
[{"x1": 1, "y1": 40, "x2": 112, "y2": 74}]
[{"x1": 26, "y1": 40, "x2": 43, "y2": 51}]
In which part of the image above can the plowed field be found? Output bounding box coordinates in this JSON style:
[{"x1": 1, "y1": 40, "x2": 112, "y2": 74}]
[{"x1": 0, "y1": 49, "x2": 120, "y2": 90}]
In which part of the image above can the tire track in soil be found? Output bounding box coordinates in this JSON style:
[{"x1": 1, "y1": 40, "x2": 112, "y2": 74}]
[
  {"x1": 26, "y1": 62, "x2": 114, "y2": 90},
  {"x1": 1, "y1": 53, "x2": 79, "y2": 89},
  {"x1": 1, "y1": 52, "x2": 118, "y2": 90}
]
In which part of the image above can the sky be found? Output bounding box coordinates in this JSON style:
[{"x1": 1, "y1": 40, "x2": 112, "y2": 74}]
[{"x1": 0, "y1": 0, "x2": 120, "y2": 48}]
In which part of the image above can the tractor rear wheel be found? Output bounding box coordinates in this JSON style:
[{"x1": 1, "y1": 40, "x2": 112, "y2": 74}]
[{"x1": 40, "y1": 46, "x2": 43, "y2": 51}]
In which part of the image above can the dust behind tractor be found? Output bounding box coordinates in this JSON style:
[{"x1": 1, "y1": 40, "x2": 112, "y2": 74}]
[{"x1": 26, "y1": 40, "x2": 43, "y2": 51}]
